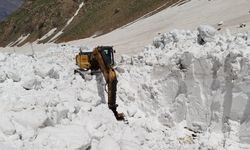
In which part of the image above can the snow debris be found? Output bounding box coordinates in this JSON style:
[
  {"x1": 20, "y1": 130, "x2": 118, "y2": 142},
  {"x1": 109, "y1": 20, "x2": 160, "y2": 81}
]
[
  {"x1": 0, "y1": 26, "x2": 250, "y2": 149},
  {"x1": 0, "y1": 70, "x2": 7, "y2": 83},
  {"x1": 22, "y1": 77, "x2": 42, "y2": 90},
  {"x1": 197, "y1": 25, "x2": 217, "y2": 44},
  {"x1": 0, "y1": 115, "x2": 16, "y2": 136},
  {"x1": 98, "y1": 136, "x2": 121, "y2": 150},
  {"x1": 34, "y1": 125, "x2": 91, "y2": 150},
  {"x1": 247, "y1": 31, "x2": 250, "y2": 46},
  {"x1": 12, "y1": 109, "x2": 48, "y2": 129},
  {"x1": 0, "y1": 143, "x2": 17, "y2": 150},
  {"x1": 218, "y1": 21, "x2": 224, "y2": 26},
  {"x1": 6, "y1": 70, "x2": 21, "y2": 82}
]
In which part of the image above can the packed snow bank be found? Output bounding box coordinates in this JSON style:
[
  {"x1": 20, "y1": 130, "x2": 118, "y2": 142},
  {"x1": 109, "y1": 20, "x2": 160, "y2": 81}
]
[
  {"x1": 0, "y1": 26, "x2": 250, "y2": 149},
  {"x1": 117, "y1": 25, "x2": 250, "y2": 149}
]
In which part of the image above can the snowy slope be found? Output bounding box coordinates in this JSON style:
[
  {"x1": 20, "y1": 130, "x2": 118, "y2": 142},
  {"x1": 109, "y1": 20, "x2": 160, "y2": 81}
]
[
  {"x1": 1, "y1": 0, "x2": 250, "y2": 57},
  {"x1": 0, "y1": 26, "x2": 250, "y2": 149},
  {"x1": 68, "y1": 0, "x2": 250, "y2": 56}
]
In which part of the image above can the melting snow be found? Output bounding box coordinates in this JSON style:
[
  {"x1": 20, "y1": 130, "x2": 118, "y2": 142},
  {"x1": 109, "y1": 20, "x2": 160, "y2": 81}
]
[
  {"x1": 7, "y1": 34, "x2": 30, "y2": 47},
  {"x1": 49, "y1": 2, "x2": 84, "y2": 42},
  {"x1": 36, "y1": 28, "x2": 57, "y2": 43}
]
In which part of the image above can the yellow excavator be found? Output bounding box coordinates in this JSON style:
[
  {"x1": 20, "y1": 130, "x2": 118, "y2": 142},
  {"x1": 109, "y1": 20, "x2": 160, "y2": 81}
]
[{"x1": 74, "y1": 46, "x2": 125, "y2": 121}]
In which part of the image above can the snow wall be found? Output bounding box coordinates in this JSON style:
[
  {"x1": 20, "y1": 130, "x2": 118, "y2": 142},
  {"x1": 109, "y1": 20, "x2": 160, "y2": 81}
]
[{"x1": 119, "y1": 26, "x2": 250, "y2": 145}]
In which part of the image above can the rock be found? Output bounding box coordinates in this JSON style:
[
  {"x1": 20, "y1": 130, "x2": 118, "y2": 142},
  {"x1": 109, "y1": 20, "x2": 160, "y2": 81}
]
[{"x1": 240, "y1": 23, "x2": 247, "y2": 28}]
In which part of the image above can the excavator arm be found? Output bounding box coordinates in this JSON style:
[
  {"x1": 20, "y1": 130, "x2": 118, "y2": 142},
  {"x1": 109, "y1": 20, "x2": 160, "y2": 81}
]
[{"x1": 92, "y1": 47, "x2": 124, "y2": 120}]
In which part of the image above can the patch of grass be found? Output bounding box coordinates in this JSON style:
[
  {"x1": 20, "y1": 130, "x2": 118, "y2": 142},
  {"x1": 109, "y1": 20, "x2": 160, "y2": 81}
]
[{"x1": 59, "y1": 0, "x2": 181, "y2": 42}]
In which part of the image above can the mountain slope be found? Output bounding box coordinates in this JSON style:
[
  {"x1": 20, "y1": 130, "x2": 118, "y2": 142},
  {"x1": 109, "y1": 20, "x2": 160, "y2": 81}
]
[{"x1": 0, "y1": 0, "x2": 182, "y2": 47}]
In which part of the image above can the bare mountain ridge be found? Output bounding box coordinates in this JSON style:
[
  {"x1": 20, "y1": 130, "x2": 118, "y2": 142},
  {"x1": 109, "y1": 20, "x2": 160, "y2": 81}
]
[{"x1": 0, "y1": 0, "x2": 183, "y2": 47}]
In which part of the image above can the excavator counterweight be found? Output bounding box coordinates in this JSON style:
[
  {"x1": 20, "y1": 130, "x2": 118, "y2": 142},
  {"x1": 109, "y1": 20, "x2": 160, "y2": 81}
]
[{"x1": 75, "y1": 46, "x2": 125, "y2": 121}]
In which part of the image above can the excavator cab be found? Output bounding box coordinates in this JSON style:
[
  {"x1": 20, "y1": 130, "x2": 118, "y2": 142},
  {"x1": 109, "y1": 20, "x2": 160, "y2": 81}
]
[
  {"x1": 76, "y1": 46, "x2": 115, "y2": 70},
  {"x1": 98, "y1": 46, "x2": 115, "y2": 67}
]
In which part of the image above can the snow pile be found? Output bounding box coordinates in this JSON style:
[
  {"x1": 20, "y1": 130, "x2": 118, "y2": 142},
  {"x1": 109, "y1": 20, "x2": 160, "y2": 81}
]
[
  {"x1": 0, "y1": 26, "x2": 250, "y2": 149},
  {"x1": 118, "y1": 25, "x2": 250, "y2": 149}
]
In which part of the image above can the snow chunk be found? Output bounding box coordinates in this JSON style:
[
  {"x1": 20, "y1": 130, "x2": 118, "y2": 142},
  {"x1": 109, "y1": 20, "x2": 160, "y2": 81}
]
[
  {"x1": 0, "y1": 144, "x2": 17, "y2": 150},
  {"x1": 158, "y1": 110, "x2": 175, "y2": 128},
  {"x1": 120, "y1": 140, "x2": 140, "y2": 150},
  {"x1": 197, "y1": 25, "x2": 217, "y2": 44},
  {"x1": 6, "y1": 70, "x2": 21, "y2": 82},
  {"x1": 13, "y1": 109, "x2": 48, "y2": 129},
  {"x1": 47, "y1": 67, "x2": 60, "y2": 79},
  {"x1": 22, "y1": 77, "x2": 42, "y2": 90},
  {"x1": 247, "y1": 31, "x2": 250, "y2": 46},
  {"x1": 0, "y1": 53, "x2": 7, "y2": 62},
  {"x1": 34, "y1": 125, "x2": 91, "y2": 149},
  {"x1": 0, "y1": 70, "x2": 7, "y2": 83},
  {"x1": 0, "y1": 115, "x2": 16, "y2": 135},
  {"x1": 98, "y1": 136, "x2": 121, "y2": 150},
  {"x1": 33, "y1": 63, "x2": 52, "y2": 78},
  {"x1": 153, "y1": 36, "x2": 164, "y2": 49}
]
